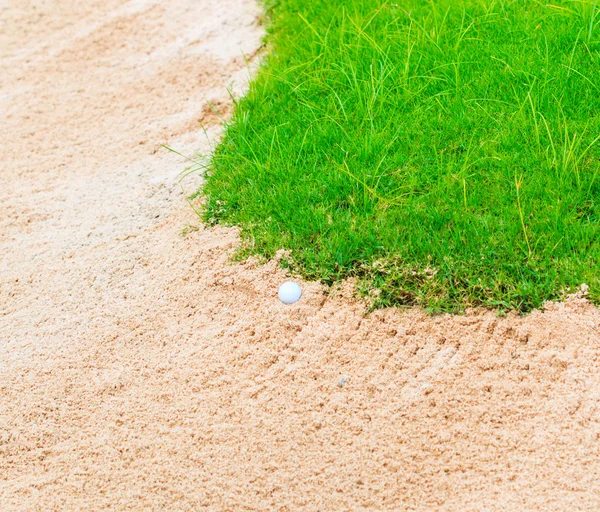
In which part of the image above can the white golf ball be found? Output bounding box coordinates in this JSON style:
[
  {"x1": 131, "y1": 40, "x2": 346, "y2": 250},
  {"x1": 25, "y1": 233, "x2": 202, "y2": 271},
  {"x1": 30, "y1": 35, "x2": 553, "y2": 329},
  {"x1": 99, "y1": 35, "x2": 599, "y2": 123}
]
[{"x1": 278, "y1": 281, "x2": 302, "y2": 304}]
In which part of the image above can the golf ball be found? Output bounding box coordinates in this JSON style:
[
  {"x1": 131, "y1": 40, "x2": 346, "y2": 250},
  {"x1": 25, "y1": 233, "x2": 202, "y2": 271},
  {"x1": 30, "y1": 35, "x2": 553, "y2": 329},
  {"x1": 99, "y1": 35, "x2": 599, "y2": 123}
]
[{"x1": 278, "y1": 281, "x2": 302, "y2": 304}]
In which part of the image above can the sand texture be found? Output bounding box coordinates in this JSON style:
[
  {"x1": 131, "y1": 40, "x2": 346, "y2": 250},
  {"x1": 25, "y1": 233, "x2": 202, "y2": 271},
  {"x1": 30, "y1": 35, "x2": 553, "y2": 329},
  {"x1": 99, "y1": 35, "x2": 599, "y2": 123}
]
[{"x1": 2, "y1": 1, "x2": 600, "y2": 510}]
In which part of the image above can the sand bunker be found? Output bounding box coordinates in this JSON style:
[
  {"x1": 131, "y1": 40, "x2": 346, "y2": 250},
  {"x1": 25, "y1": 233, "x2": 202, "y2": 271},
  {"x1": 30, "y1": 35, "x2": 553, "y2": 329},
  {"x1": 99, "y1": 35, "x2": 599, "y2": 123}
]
[{"x1": 1, "y1": 1, "x2": 600, "y2": 510}]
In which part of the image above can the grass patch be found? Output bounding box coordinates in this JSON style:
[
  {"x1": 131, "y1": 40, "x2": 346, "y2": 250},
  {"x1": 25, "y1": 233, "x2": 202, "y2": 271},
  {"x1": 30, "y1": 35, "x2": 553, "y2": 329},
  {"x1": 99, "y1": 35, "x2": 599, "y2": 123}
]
[{"x1": 203, "y1": 0, "x2": 600, "y2": 312}]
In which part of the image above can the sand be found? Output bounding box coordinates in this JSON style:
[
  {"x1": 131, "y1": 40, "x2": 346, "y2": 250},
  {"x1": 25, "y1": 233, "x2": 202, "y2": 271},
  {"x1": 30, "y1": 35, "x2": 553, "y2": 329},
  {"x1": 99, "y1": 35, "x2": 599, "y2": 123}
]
[{"x1": 1, "y1": 1, "x2": 600, "y2": 510}]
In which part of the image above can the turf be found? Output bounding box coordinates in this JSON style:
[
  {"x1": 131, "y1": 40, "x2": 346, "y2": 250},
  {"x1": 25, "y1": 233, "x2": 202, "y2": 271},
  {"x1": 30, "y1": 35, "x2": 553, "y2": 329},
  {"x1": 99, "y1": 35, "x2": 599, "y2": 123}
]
[{"x1": 202, "y1": 0, "x2": 600, "y2": 312}]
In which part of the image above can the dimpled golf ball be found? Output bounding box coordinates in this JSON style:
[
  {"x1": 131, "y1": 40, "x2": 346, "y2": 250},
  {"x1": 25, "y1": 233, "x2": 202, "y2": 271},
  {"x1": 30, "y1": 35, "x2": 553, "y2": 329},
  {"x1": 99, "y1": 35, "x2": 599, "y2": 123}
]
[{"x1": 278, "y1": 281, "x2": 302, "y2": 304}]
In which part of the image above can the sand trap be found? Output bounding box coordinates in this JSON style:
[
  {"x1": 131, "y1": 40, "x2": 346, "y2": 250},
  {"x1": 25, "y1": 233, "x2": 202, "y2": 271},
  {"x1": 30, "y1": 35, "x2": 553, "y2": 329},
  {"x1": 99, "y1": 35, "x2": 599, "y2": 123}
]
[{"x1": 2, "y1": 1, "x2": 600, "y2": 510}]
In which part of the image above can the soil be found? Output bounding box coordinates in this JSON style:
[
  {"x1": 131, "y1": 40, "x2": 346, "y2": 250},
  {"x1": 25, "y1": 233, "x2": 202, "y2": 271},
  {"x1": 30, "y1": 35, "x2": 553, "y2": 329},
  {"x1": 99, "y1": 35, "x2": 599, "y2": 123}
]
[{"x1": 2, "y1": 1, "x2": 600, "y2": 510}]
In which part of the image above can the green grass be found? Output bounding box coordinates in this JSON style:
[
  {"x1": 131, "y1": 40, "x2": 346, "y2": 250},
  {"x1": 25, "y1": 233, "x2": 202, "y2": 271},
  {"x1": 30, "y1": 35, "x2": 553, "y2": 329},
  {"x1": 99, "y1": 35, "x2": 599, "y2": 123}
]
[{"x1": 202, "y1": 0, "x2": 600, "y2": 312}]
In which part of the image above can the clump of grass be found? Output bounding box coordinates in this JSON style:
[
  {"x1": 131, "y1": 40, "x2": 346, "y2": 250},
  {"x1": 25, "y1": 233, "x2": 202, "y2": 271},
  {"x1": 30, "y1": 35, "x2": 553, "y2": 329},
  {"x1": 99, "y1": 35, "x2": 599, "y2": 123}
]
[{"x1": 203, "y1": 0, "x2": 600, "y2": 312}]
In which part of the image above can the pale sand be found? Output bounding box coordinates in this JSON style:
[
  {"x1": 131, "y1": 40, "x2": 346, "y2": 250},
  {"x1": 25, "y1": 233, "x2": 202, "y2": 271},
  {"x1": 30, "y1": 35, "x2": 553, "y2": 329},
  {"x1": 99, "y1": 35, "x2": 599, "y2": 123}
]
[{"x1": 1, "y1": 1, "x2": 600, "y2": 510}]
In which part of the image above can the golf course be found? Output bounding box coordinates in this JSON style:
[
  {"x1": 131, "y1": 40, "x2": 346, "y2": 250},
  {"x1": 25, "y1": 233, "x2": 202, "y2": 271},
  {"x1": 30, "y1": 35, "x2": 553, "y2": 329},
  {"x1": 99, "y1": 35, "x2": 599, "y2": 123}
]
[{"x1": 1, "y1": 0, "x2": 600, "y2": 509}]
